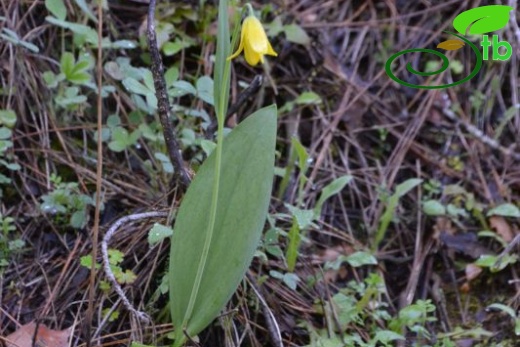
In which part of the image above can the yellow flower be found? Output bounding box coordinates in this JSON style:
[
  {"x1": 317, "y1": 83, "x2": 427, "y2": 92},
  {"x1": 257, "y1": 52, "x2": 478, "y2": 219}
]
[{"x1": 227, "y1": 15, "x2": 278, "y2": 66}]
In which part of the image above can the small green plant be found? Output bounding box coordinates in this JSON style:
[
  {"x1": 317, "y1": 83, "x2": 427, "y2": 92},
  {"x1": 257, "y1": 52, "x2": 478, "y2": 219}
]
[
  {"x1": 0, "y1": 213, "x2": 25, "y2": 271},
  {"x1": 305, "y1": 273, "x2": 449, "y2": 347},
  {"x1": 40, "y1": 174, "x2": 95, "y2": 229},
  {"x1": 389, "y1": 299, "x2": 437, "y2": 341},
  {"x1": 0, "y1": 109, "x2": 20, "y2": 197},
  {"x1": 81, "y1": 249, "x2": 137, "y2": 286},
  {"x1": 279, "y1": 137, "x2": 352, "y2": 272},
  {"x1": 278, "y1": 90, "x2": 322, "y2": 114},
  {"x1": 264, "y1": 15, "x2": 311, "y2": 46},
  {"x1": 101, "y1": 308, "x2": 120, "y2": 323},
  {"x1": 374, "y1": 178, "x2": 423, "y2": 250},
  {"x1": 486, "y1": 303, "x2": 520, "y2": 336}
]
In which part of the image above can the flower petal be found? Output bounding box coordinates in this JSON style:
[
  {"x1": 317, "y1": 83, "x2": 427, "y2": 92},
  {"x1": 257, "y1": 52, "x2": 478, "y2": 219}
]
[
  {"x1": 244, "y1": 41, "x2": 261, "y2": 66},
  {"x1": 246, "y1": 17, "x2": 269, "y2": 53},
  {"x1": 266, "y1": 41, "x2": 278, "y2": 57},
  {"x1": 227, "y1": 22, "x2": 246, "y2": 60}
]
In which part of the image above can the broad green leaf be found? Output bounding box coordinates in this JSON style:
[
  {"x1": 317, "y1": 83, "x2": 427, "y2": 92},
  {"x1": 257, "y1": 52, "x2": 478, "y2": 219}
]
[
  {"x1": 0, "y1": 109, "x2": 16, "y2": 128},
  {"x1": 165, "y1": 66, "x2": 179, "y2": 87},
  {"x1": 111, "y1": 127, "x2": 129, "y2": 144},
  {"x1": 373, "y1": 330, "x2": 405, "y2": 343},
  {"x1": 0, "y1": 173, "x2": 11, "y2": 184},
  {"x1": 286, "y1": 219, "x2": 300, "y2": 271},
  {"x1": 131, "y1": 343, "x2": 155, "y2": 347},
  {"x1": 45, "y1": 0, "x2": 66, "y2": 20},
  {"x1": 286, "y1": 205, "x2": 314, "y2": 229},
  {"x1": 108, "y1": 127, "x2": 130, "y2": 152},
  {"x1": 268, "y1": 270, "x2": 299, "y2": 290},
  {"x1": 70, "y1": 210, "x2": 86, "y2": 228},
  {"x1": 45, "y1": 16, "x2": 98, "y2": 44},
  {"x1": 0, "y1": 127, "x2": 11, "y2": 139},
  {"x1": 487, "y1": 203, "x2": 520, "y2": 217},
  {"x1": 345, "y1": 251, "x2": 377, "y2": 267},
  {"x1": 1, "y1": 161, "x2": 20, "y2": 171},
  {"x1": 291, "y1": 137, "x2": 309, "y2": 172},
  {"x1": 142, "y1": 69, "x2": 155, "y2": 93},
  {"x1": 122, "y1": 77, "x2": 153, "y2": 96},
  {"x1": 475, "y1": 254, "x2": 517, "y2": 272},
  {"x1": 283, "y1": 23, "x2": 310, "y2": 45},
  {"x1": 148, "y1": 223, "x2": 173, "y2": 245},
  {"x1": 487, "y1": 303, "x2": 516, "y2": 319},
  {"x1": 0, "y1": 29, "x2": 39, "y2": 52},
  {"x1": 110, "y1": 40, "x2": 137, "y2": 49},
  {"x1": 282, "y1": 272, "x2": 299, "y2": 290},
  {"x1": 313, "y1": 175, "x2": 353, "y2": 217},
  {"x1": 265, "y1": 16, "x2": 284, "y2": 37},
  {"x1": 68, "y1": 71, "x2": 90, "y2": 84},
  {"x1": 162, "y1": 38, "x2": 192, "y2": 56},
  {"x1": 54, "y1": 93, "x2": 87, "y2": 108},
  {"x1": 72, "y1": 59, "x2": 90, "y2": 74},
  {"x1": 446, "y1": 203, "x2": 468, "y2": 218},
  {"x1": 196, "y1": 76, "x2": 214, "y2": 105},
  {"x1": 453, "y1": 5, "x2": 513, "y2": 35},
  {"x1": 171, "y1": 80, "x2": 197, "y2": 96},
  {"x1": 423, "y1": 200, "x2": 446, "y2": 216},
  {"x1": 154, "y1": 152, "x2": 173, "y2": 173},
  {"x1": 106, "y1": 114, "x2": 121, "y2": 128},
  {"x1": 60, "y1": 52, "x2": 75, "y2": 77},
  {"x1": 73, "y1": 0, "x2": 97, "y2": 22},
  {"x1": 295, "y1": 91, "x2": 322, "y2": 105},
  {"x1": 169, "y1": 105, "x2": 277, "y2": 341},
  {"x1": 395, "y1": 178, "x2": 422, "y2": 197},
  {"x1": 200, "y1": 139, "x2": 216, "y2": 156}
]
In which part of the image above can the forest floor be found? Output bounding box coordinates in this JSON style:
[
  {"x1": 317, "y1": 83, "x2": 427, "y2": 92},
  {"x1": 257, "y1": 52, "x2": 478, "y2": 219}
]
[{"x1": 1, "y1": 0, "x2": 520, "y2": 346}]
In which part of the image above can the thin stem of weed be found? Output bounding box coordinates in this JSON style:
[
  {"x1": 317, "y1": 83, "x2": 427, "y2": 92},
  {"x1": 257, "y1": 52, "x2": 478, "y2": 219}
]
[{"x1": 86, "y1": 2, "x2": 105, "y2": 345}]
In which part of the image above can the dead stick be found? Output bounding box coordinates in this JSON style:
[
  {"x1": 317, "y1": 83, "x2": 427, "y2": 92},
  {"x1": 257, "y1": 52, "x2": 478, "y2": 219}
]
[
  {"x1": 147, "y1": 0, "x2": 191, "y2": 188},
  {"x1": 102, "y1": 211, "x2": 169, "y2": 324}
]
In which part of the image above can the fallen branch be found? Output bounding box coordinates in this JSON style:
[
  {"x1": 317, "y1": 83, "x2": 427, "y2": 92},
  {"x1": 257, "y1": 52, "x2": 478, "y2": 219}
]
[
  {"x1": 101, "y1": 211, "x2": 169, "y2": 324},
  {"x1": 147, "y1": 0, "x2": 191, "y2": 189}
]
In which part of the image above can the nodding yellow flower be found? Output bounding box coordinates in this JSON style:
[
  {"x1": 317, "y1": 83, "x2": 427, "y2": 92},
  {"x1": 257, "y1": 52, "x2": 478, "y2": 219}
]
[{"x1": 227, "y1": 15, "x2": 278, "y2": 66}]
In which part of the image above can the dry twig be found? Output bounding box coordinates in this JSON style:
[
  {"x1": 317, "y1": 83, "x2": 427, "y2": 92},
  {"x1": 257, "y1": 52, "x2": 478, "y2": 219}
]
[
  {"x1": 147, "y1": 0, "x2": 191, "y2": 189},
  {"x1": 101, "y1": 211, "x2": 169, "y2": 324}
]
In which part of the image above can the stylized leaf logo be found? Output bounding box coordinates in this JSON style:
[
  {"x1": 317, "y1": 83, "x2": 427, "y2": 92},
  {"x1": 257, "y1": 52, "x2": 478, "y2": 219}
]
[
  {"x1": 437, "y1": 39, "x2": 465, "y2": 51},
  {"x1": 453, "y1": 5, "x2": 513, "y2": 35}
]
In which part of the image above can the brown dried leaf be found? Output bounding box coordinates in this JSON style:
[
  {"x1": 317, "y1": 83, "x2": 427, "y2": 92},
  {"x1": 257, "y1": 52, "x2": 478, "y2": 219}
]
[
  {"x1": 465, "y1": 263, "x2": 483, "y2": 282},
  {"x1": 460, "y1": 281, "x2": 471, "y2": 293},
  {"x1": 311, "y1": 244, "x2": 354, "y2": 263},
  {"x1": 437, "y1": 39, "x2": 465, "y2": 51},
  {"x1": 439, "y1": 231, "x2": 491, "y2": 258},
  {"x1": 5, "y1": 322, "x2": 72, "y2": 347},
  {"x1": 489, "y1": 216, "x2": 514, "y2": 242}
]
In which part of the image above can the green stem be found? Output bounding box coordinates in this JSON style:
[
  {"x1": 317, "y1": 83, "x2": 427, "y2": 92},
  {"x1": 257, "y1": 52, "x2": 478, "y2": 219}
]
[{"x1": 245, "y1": 3, "x2": 254, "y2": 16}]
